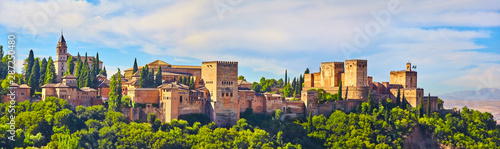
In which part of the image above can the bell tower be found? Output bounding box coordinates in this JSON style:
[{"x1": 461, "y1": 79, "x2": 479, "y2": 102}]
[{"x1": 55, "y1": 31, "x2": 68, "y2": 82}]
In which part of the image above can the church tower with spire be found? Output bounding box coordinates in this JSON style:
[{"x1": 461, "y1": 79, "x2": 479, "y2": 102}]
[{"x1": 55, "y1": 31, "x2": 68, "y2": 82}]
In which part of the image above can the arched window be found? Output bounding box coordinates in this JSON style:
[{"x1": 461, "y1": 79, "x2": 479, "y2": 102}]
[{"x1": 180, "y1": 96, "x2": 183, "y2": 103}]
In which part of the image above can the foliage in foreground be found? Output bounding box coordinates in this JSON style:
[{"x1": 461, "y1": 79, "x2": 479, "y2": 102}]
[{"x1": 0, "y1": 96, "x2": 499, "y2": 149}]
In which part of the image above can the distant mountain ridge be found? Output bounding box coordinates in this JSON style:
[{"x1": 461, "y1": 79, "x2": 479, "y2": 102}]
[{"x1": 440, "y1": 88, "x2": 500, "y2": 101}]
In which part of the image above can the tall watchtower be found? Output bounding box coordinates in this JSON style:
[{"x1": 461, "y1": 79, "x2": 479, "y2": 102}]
[
  {"x1": 55, "y1": 32, "x2": 68, "y2": 82},
  {"x1": 201, "y1": 61, "x2": 240, "y2": 126},
  {"x1": 344, "y1": 59, "x2": 368, "y2": 87}
]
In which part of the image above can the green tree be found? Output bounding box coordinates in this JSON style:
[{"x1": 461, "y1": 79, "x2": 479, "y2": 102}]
[
  {"x1": 99, "y1": 66, "x2": 107, "y2": 77},
  {"x1": 238, "y1": 75, "x2": 245, "y2": 81},
  {"x1": 91, "y1": 54, "x2": 99, "y2": 88},
  {"x1": 147, "y1": 113, "x2": 156, "y2": 124},
  {"x1": 396, "y1": 87, "x2": 401, "y2": 107},
  {"x1": 85, "y1": 70, "x2": 92, "y2": 88},
  {"x1": 275, "y1": 109, "x2": 283, "y2": 120},
  {"x1": 74, "y1": 53, "x2": 82, "y2": 87},
  {"x1": 252, "y1": 82, "x2": 261, "y2": 93},
  {"x1": 139, "y1": 65, "x2": 149, "y2": 88},
  {"x1": 45, "y1": 57, "x2": 57, "y2": 84},
  {"x1": 54, "y1": 109, "x2": 80, "y2": 133},
  {"x1": 116, "y1": 69, "x2": 122, "y2": 101},
  {"x1": 437, "y1": 98, "x2": 443, "y2": 110},
  {"x1": 427, "y1": 93, "x2": 431, "y2": 115},
  {"x1": 178, "y1": 76, "x2": 184, "y2": 84},
  {"x1": 24, "y1": 49, "x2": 35, "y2": 82},
  {"x1": 418, "y1": 97, "x2": 424, "y2": 118},
  {"x1": 29, "y1": 58, "x2": 40, "y2": 95},
  {"x1": 338, "y1": 80, "x2": 343, "y2": 100},
  {"x1": 189, "y1": 76, "x2": 195, "y2": 89},
  {"x1": 281, "y1": 83, "x2": 292, "y2": 97},
  {"x1": 155, "y1": 66, "x2": 163, "y2": 87},
  {"x1": 108, "y1": 70, "x2": 122, "y2": 112},
  {"x1": 148, "y1": 68, "x2": 154, "y2": 87},
  {"x1": 39, "y1": 58, "x2": 47, "y2": 85},
  {"x1": 133, "y1": 58, "x2": 138, "y2": 74},
  {"x1": 65, "y1": 56, "x2": 74, "y2": 75},
  {"x1": 277, "y1": 79, "x2": 284, "y2": 88},
  {"x1": 402, "y1": 93, "x2": 407, "y2": 110},
  {"x1": 284, "y1": 69, "x2": 287, "y2": 85},
  {"x1": 304, "y1": 68, "x2": 309, "y2": 74}
]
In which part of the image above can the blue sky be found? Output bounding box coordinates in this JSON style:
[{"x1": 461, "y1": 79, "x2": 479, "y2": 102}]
[{"x1": 0, "y1": 0, "x2": 499, "y2": 94}]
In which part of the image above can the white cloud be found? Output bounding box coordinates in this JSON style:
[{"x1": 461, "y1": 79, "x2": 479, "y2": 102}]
[{"x1": 1, "y1": 0, "x2": 499, "y2": 93}]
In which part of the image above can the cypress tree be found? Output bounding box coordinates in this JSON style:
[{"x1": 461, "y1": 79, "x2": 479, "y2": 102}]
[
  {"x1": 0, "y1": 45, "x2": 3, "y2": 60},
  {"x1": 65, "y1": 56, "x2": 75, "y2": 75},
  {"x1": 419, "y1": 96, "x2": 424, "y2": 118},
  {"x1": 75, "y1": 53, "x2": 82, "y2": 87},
  {"x1": 284, "y1": 69, "x2": 287, "y2": 85},
  {"x1": 338, "y1": 80, "x2": 343, "y2": 100},
  {"x1": 45, "y1": 57, "x2": 57, "y2": 84},
  {"x1": 402, "y1": 92, "x2": 406, "y2": 109},
  {"x1": 139, "y1": 66, "x2": 148, "y2": 88},
  {"x1": 133, "y1": 58, "x2": 138, "y2": 74},
  {"x1": 189, "y1": 77, "x2": 194, "y2": 89},
  {"x1": 307, "y1": 112, "x2": 313, "y2": 132},
  {"x1": 396, "y1": 87, "x2": 401, "y2": 106},
  {"x1": 82, "y1": 53, "x2": 88, "y2": 87},
  {"x1": 427, "y1": 93, "x2": 431, "y2": 116},
  {"x1": 25, "y1": 50, "x2": 35, "y2": 82},
  {"x1": 109, "y1": 74, "x2": 118, "y2": 111},
  {"x1": 99, "y1": 66, "x2": 107, "y2": 77},
  {"x1": 178, "y1": 76, "x2": 183, "y2": 84},
  {"x1": 95, "y1": 52, "x2": 100, "y2": 74},
  {"x1": 304, "y1": 68, "x2": 310, "y2": 74},
  {"x1": 148, "y1": 69, "x2": 154, "y2": 87},
  {"x1": 184, "y1": 76, "x2": 189, "y2": 85},
  {"x1": 85, "y1": 70, "x2": 92, "y2": 87},
  {"x1": 155, "y1": 66, "x2": 162, "y2": 87},
  {"x1": 29, "y1": 58, "x2": 40, "y2": 93},
  {"x1": 40, "y1": 58, "x2": 47, "y2": 85},
  {"x1": 117, "y1": 68, "x2": 122, "y2": 100},
  {"x1": 91, "y1": 56, "x2": 99, "y2": 88},
  {"x1": 299, "y1": 74, "x2": 303, "y2": 91},
  {"x1": 80, "y1": 61, "x2": 89, "y2": 88}
]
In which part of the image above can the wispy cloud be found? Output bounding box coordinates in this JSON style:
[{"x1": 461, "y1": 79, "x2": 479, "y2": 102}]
[{"x1": 1, "y1": 0, "x2": 499, "y2": 93}]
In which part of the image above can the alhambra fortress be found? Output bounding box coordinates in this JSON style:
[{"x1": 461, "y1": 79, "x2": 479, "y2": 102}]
[{"x1": 7, "y1": 34, "x2": 438, "y2": 126}]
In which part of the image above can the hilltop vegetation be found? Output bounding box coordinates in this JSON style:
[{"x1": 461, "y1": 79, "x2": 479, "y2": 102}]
[{"x1": 1, "y1": 95, "x2": 499, "y2": 149}]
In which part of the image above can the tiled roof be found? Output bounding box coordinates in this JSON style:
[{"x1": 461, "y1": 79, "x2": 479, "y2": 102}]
[
  {"x1": 238, "y1": 80, "x2": 252, "y2": 85},
  {"x1": 132, "y1": 71, "x2": 141, "y2": 77},
  {"x1": 148, "y1": 60, "x2": 171, "y2": 67},
  {"x1": 9, "y1": 83, "x2": 19, "y2": 87},
  {"x1": 80, "y1": 87, "x2": 97, "y2": 92},
  {"x1": 158, "y1": 82, "x2": 189, "y2": 90},
  {"x1": 62, "y1": 74, "x2": 77, "y2": 79},
  {"x1": 98, "y1": 80, "x2": 111, "y2": 87},
  {"x1": 19, "y1": 84, "x2": 31, "y2": 89}
]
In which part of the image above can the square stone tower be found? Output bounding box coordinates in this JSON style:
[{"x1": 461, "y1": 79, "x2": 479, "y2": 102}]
[
  {"x1": 320, "y1": 62, "x2": 344, "y2": 87},
  {"x1": 390, "y1": 62, "x2": 417, "y2": 89},
  {"x1": 201, "y1": 61, "x2": 239, "y2": 126},
  {"x1": 344, "y1": 59, "x2": 368, "y2": 87}
]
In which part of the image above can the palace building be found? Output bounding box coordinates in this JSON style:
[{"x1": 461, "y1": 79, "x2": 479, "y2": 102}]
[
  {"x1": 11, "y1": 34, "x2": 439, "y2": 127},
  {"x1": 54, "y1": 33, "x2": 103, "y2": 82}
]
